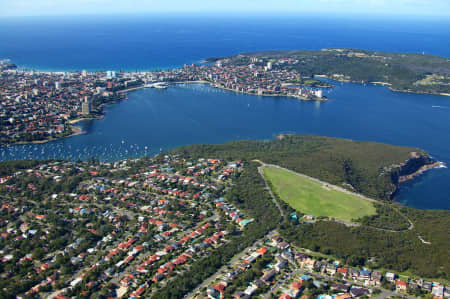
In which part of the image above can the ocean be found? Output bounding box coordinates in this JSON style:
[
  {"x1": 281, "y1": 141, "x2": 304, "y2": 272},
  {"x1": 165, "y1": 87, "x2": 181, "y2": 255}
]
[
  {"x1": 1, "y1": 14, "x2": 450, "y2": 70},
  {"x1": 0, "y1": 14, "x2": 449, "y2": 210}
]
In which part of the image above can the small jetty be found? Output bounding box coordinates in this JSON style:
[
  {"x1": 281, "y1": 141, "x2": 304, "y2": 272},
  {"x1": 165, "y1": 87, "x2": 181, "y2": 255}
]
[{"x1": 144, "y1": 82, "x2": 168, "y2": 89}]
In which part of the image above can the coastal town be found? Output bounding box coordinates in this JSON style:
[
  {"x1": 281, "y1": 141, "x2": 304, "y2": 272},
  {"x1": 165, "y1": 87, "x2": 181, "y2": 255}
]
[
  {"x1": 3, "y1": 0, "x2": 450, "y2": 298},
  {"x1": 1, "y1": 0, "x2": 450, "y2": 297},
  {"x1": 0, "y1": 153, "x2": 447, "y2": 299},
  {"x1": 0, "y1": 56, "x2": 326, "y2": 145},
  {"x1": 0, "y1": 61, "x2": 142, "y2": 145}
]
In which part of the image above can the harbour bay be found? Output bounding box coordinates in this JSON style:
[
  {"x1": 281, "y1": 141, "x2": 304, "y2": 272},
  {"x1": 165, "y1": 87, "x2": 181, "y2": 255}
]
[
  {"x1": 0, "y1": 15, "x2": 449, "y2": 210},
  {"x1": 2, "y1": 1, "x2": 450, "y2": 296},
  {"x1": 1, "y1": 82, "x2": 449, "y2": 210}
]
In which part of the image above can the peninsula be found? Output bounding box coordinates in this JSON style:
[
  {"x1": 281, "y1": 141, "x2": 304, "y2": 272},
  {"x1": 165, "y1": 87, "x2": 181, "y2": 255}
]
[
  {"x1": 1, "y1": 48, "x2": 449, "y2": 145},
  {"x1": 0, "y1": 135, "x2": 448, "y2": 299},
  {"x1": 208, "y1": 48, "x2": 450, "y2": 96}
]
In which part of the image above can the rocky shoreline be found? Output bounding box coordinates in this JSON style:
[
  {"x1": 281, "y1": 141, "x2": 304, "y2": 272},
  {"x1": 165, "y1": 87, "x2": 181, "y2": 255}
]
[
  {"x1": 398, "y1": 161, "x2": 444, "y2": 183},
  {"x1": 10, "y1": 125, "x2": 85, "y2": 145},
  {"x1": 316, "y1": 75, "x2": 450, "y2": 97},
  {"x1": 389, "y1": 152, "x2": 444, "y2": 199}
]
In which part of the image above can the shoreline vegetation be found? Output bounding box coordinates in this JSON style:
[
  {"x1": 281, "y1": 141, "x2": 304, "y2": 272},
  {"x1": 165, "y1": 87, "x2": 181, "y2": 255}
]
[
  {"x1": 398, "y1": 161, "x2": 445, "y2": 183},
  {"x1": 279, "y1": 134, "x2": 446, "y2": 194},
  {"x1": 215, "y1": 48, "x2": 450, "y2": 97},
  {"x1": 2, "y1": 48, "x2": 447, "y2": 196},
  {"x1": 168, "y1": 137, "x2": 449, "y2": 280},
  {"x1": 0, "y1": 140, "x2": 447, "y2": 298},
  {"x1": 324, "y1": 75, "x2": 450, "y2": 97},
  {"x1": 173, "y1": 135, "x2": 440, "y2": 204},
  {"x1": 5, "y1": 130, "x2": 443, "y2": 201},
  {"x1": 12, "y1": 125, "x2": 86, "y2": 145},
  {"x1": 2, "y1": 94, "x2": 443, "y2": 191}
]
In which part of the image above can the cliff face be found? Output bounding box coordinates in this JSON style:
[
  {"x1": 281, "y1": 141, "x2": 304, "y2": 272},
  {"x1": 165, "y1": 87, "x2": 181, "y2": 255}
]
[
  {"x1": 389, "y1": 152, "x2": 435, "y2": 197},
  {"x1": 397, "y1": 161, "x2": 442, "y2": 183}
]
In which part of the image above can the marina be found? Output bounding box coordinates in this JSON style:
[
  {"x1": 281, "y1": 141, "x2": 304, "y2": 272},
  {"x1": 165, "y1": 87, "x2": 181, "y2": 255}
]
[{"x1": 1, "y1": 81, "x2": 449, "y2": 209}]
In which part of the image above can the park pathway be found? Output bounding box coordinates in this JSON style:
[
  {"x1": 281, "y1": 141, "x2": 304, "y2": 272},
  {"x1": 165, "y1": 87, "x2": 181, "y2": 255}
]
[
  {"x1": 255, "y1": 160, "x2": 285, "y2": 222},
  {"x1": 252, "y1": 160, "x2": 431, "y2": 244}
]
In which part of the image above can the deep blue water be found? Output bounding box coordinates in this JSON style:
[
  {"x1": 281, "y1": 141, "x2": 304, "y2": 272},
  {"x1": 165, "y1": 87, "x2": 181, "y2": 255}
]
[
  {"x1": 1, "y1": 15, "x2": 450, "y2": 71},
  {"x1": 0, "y1": 15, "x2": 449, "y2": 210},
  {"x1": 1, "y1": 83, "x2": 449, "y2": 210}
]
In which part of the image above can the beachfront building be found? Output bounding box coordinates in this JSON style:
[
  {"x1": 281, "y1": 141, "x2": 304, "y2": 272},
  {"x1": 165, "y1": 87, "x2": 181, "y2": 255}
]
[{"x1": 81, "y1": 96, "x2": 91, "y2": 115}]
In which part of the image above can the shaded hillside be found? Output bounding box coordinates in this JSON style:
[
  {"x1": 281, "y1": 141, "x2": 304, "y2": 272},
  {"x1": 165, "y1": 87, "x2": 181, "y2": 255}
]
[
  {"x1": 218, "y1": 48, "x2": 450, "y2": 95},
  {"x1": 173, "y1": 134, "x2": 429, "y2": 200}
]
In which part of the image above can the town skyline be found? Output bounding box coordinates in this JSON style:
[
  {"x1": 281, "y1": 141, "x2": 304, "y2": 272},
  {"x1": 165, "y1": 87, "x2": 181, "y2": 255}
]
[{"x1": 0, "y1": 1, "x2": 449, "y2": 298}]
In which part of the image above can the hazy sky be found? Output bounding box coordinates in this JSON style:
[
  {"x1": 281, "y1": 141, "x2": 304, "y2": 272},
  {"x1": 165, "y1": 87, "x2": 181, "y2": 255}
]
[{"x1": 1, "y1": 0, "x2": 449, "y2": 17}]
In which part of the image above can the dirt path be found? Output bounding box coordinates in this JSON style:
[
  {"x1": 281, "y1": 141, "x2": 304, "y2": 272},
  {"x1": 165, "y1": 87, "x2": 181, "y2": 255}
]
[
  {"x1": 255, "y1": 162, "x2": 285, "y2": 222},
  {"x1": 251, "y1": 160, "x2": 431, "y2": 244}
]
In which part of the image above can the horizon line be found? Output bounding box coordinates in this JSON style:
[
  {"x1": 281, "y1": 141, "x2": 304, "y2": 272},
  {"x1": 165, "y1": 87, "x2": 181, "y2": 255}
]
[{"x1": 1, "y1": 11, "x2": 449, "y2": 19}]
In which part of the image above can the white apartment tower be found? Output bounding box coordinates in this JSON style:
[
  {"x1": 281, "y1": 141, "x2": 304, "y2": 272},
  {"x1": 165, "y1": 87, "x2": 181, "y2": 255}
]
[{"x1": 81, "y1": 96, "x2": 91, "y2": 115}]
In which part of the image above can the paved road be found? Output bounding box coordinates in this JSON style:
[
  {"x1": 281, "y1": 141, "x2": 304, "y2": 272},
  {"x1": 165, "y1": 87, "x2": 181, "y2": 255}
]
[
  {"x1": 185, "y1": 230, "x2": 277, "y2": 299},
  {"x1": 263, "y1": 268, "x2": 302, "y2": 299},
  {"x1": 184, "y1": 159, "x2": 288, "y2": 299},
  {"x1": 112, "y1": 212, "x2": 220, "y2": 286}
]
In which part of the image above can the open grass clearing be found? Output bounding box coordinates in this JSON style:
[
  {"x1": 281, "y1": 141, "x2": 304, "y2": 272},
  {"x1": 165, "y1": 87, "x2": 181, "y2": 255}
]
[{"x1": 262, "y1": 166, "x2": 376, "y2": 222}]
